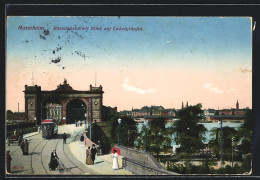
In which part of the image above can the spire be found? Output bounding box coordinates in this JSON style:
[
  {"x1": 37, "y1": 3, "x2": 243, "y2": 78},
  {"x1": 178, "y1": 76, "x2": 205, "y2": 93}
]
[
  {"x1": 182, "y1": 101, "x2": 184, "y2": 109},
  {"x1": 236, "y1": 99, "x2": 239, "y2": 110},
  {"x1": 186, "y1": 101, "x2": 188, "y2": 107}
]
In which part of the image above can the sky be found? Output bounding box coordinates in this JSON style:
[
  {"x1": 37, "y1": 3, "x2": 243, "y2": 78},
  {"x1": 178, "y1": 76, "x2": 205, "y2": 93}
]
[{"x1": 6, "y1": 16, "x2": 252, "y2": 112}]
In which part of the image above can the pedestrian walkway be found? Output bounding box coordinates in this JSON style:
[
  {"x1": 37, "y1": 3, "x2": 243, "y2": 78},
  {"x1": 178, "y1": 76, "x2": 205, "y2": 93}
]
[{"x1": 69, "y1": 141, "x2": 133, "y2": 175}]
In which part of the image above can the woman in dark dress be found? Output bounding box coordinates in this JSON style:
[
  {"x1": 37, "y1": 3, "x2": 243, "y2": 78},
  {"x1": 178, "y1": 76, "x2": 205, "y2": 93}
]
[{"x1": 49, "y1": 149, "x2": 59, "y2": 170}]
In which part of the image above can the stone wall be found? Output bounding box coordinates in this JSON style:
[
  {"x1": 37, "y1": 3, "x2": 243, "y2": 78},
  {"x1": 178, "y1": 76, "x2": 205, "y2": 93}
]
[{"x1": 113, "y1": 145, "x2": 179, "y2": 175}]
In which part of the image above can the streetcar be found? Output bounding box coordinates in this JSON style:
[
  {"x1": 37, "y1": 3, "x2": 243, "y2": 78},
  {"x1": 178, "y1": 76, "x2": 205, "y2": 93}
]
[{"x1": 41, "y1": 119, "x2": 58, "y2": 139}]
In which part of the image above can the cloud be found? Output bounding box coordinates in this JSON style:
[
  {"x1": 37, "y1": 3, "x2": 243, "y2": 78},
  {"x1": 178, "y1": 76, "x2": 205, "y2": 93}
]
[
  {"x1": 227, "y1": 88, "x2": 236, "y2": 93},
  {"x1": 202, "y1": 83, "x2": 224, "y2": 94},
  {"x1": 122, "y1": 78, "x2": 156, "y2": 94},
  {"x1": 165, "y1": 40, "x2": 171, "y2": 44},
  {"x1": 239, "y1": 67, "x2": 252, "y2": 73}
]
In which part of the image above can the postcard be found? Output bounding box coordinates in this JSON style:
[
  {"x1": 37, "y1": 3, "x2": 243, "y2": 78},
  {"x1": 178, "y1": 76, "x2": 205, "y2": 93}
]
[{"x1": 5, "y1": 9, "x2": 253, "y2": 177}]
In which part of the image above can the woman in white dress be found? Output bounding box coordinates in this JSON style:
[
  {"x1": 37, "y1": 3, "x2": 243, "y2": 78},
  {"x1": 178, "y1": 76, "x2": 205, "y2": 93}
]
[{"x1": 111, "y1": 150, "x2": 119, "y2": 170}]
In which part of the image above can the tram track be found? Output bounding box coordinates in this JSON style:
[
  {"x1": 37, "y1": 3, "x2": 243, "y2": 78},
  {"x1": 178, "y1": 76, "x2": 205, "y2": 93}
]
[
  {"x1": 39, "y1": 132, "x2": 86, "y2": 175},
  {"x1": 40, "y1": 139, "x2": 52, "y2": 174},
  {"x1": 61, "y1": 133, "x2": 87, "y2": 175},
  {"x1": 11, "y1": 125, "x2": 88, "y2": 175},
  {"x1": 30, "y1": 138, "x2": 45, "y2": 174}
]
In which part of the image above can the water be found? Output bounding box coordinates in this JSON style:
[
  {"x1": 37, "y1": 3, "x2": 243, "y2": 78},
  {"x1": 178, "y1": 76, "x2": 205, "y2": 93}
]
[{"x1": 137, "y1": 121, "x2": 242, "y2": 146}]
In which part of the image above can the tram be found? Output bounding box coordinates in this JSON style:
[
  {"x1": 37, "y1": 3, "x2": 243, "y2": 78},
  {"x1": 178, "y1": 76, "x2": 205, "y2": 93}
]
[{"x1": 41, "y1": 119, "x2": 58, "y2": 139}]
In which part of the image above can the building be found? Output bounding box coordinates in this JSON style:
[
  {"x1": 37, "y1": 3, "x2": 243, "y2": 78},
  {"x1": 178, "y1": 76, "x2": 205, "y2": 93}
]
[
  {"x1": 203, "y1": 109, "x2": 216, "y2": 116},
  {"x1": 24, "y1": 79, "x2": 103, "y2": 125},
  {"x1": 102, "y1": 106, "x2": 117, "y2": 121},
  {"x1": 119, "y1": 110, "x2": 132, "y2": 117},
  {"x1": 131, "y1": 106, "x2": 176, "y2": 118}
]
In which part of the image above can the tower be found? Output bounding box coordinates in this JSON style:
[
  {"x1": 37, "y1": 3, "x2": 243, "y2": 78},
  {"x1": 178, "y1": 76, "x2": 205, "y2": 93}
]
[
  {"x1": 181, "y1": 101, "x2": 184, "y2": 109},
  {"x1": 236, "y1": 100, "x2": 239, "y2": 110}
]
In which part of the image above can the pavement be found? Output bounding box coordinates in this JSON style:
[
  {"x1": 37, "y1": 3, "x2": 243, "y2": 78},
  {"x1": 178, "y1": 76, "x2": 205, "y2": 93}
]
[
  {"x1": 69, "y1": 141, "x2": 133, "y2": 175},
  {"x1": 6, "y1": 124, "x2": 133, "y2": 176}
]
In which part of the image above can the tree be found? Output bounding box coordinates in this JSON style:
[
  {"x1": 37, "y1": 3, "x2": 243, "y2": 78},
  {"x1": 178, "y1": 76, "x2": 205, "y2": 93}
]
[
  {"x1": 173, "y1": 104, "x2": 207, "y2": 155},
  {"x1": 136, "y1": 117, "x2": 173, "y2": 160},
  {"x1": 6, "y1": 110, "x2": 14, "y2": 120},
  {"x1": 208, "y1": 126, "x2": 237, "y2": 160},
  {"x1": 109, "y1": 115, "x2": 138, "y2": 147},
  {"x1": 119, "y1": 116, "x2": 138, "y2": 148},
  {"x1": 235, "y1": 109, "x2": 252, "y2": 154}
]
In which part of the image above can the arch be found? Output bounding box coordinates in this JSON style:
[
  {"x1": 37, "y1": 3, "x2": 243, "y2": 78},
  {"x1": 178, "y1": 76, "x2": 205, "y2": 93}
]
[{"x1": 62, "y1": 97, "x2": 89, "y2": 124}]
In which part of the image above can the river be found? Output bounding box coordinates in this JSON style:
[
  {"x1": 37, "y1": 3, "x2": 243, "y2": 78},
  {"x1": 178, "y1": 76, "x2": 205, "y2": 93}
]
[{"x1": 136, "y1": 121, "x2": 243, "y2": 145}]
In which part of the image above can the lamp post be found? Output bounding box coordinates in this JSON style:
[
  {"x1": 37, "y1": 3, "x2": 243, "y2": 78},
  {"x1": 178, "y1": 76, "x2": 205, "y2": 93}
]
[
  {"x1": 118, "y1": 118, "x2": 121, "y2": 145},
  {"x1": 89, "y1": 99, "x2": 92, "y2": 140},
  {"x1": 144, "y1": 120, "x2": 149, "y2": 151},
  {"x1": 218, "y1": 119, "x2": 224, "y2": 167},
  {"x1": 128, "y1": 130, "x2": 130, "y2": 148},
  {"x1": 84, "y1": 113, "x2": 87, "y2": 131}
]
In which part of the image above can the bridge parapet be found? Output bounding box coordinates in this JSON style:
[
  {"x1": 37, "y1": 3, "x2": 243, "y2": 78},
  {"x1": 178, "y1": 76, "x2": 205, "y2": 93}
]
[{"x1": 113, "y1": 145, "x2": 180, "y2": 175}]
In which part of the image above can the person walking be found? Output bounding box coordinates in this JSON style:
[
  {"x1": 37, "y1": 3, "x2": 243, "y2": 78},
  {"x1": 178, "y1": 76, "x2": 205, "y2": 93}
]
[
  {"x1": 21, "y1": 139, "x2": 29, "y2": 155},
  {"x1": 111, "y1": 149, "x2": 119, "y2": 170},
  {"x1": 20, "y1": 138, "x2": 24, "y2": 154},
  {"x1": 50, "y1": 149, "x2": 59, "y2": 170},
  {"x1": 91, "y1": 144, "x2": 97, "y2": 164},
  {"x1": 23, "y1": 139, "x2": 29, "y2": 155},
  {"x1": 86, "y1": 147, "x2": 93, "y2": 165},
  {"x1": 63, "y1": 133, "x2": 67, "y2": 144},
  {"x1": 80, "y1": 134, "x2": 84, "y2": 146},
  {"x1": 6, "y1": 150, "x2": 12, "y2": 173}
]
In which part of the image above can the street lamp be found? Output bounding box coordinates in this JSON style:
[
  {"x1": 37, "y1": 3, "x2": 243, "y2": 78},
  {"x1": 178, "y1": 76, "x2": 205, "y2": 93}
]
[
  {"x1": 89, "y1": 99, "x2": 92, "y2": 140},
  {"x1": 144, "y1": 120, "x2": 149, "y2": 151},
  {"x1": 84, "y1": 113, "x2": 87, "y2": 131},
  {"x1": 218, "y1": 119, "x2": 224, "y2": 167},
  {"x1": 118, "y1": 118, "x2": 122, "y2": 145}
]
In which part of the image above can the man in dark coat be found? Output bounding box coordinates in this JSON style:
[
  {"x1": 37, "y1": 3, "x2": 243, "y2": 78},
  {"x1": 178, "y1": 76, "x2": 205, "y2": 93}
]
[
  {"x1": 6, "y1": 150, "x2": 12, "y2": 173},
  {"x1": 63, "y1": 133, "x2": 67, "y2": 144},
  {"x1": 80, "y1": 134, "x2": 84, "y2": 145},
  {"x1": 91, "y1": 144, "x2": 97, "y2": 164}
]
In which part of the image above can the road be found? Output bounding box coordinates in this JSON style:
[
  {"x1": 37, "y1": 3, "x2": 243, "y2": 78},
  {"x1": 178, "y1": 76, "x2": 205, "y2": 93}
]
[
  {"x1": 6, "y1": 124, "x2": 133, "y2": 176},
  {"x1": 7, "y1": 124, "x2": 93, "y2": 175}
]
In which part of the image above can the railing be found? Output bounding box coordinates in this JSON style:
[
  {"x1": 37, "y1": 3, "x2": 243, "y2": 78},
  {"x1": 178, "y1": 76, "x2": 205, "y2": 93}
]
[{"x1": 113, "y1": 145, "x2": 180, "y2": 175}]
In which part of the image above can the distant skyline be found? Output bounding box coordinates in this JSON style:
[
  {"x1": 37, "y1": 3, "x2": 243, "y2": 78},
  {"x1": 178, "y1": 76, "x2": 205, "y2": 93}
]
[{"x1": 6, "y1": 16, "x2": 252, "y2": 112}]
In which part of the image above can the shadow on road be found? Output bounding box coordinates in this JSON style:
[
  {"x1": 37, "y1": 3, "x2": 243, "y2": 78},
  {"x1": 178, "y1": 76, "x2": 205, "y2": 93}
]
[
  {"x1": 30, "y1": 152, "x2": 40, "y2": 155},
  {"x1": 65, "y1": 166, "x2": 77, "y2": 171},
  {"x1": 52, "y1": 133, "x2": 72, "y2": 140},
  {"x1": 94, "y1": 160, "x2": 104, "y2": 164}
]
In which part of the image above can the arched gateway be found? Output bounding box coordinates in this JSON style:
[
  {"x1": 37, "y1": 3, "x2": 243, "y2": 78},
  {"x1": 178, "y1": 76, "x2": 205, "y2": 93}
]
[{"x1": 24, "y1": 79, "x2": 103, "y2": 125}]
